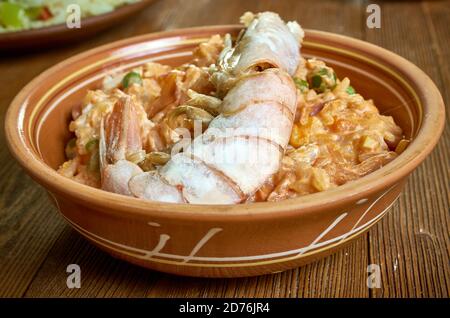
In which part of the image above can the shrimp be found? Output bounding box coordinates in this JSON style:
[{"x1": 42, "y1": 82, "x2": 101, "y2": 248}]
[
  {"x1": 99, "y1": 97, "x2": 184, "y2": 202},
  {"x1": 100, "y1": 12, "x2": 303, "y2": 204},
  {"x1": 212, "y1": 11, "x2": 304, "y2": 96}
]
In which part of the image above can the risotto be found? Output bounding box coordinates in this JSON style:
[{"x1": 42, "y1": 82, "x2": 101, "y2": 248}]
[{"x1": 58, "y1": 32, "x2": 406, "y2": 202}]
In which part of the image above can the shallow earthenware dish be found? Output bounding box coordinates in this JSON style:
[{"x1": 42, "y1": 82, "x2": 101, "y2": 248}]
[
  {"x1": 5, "y1": 26, "x2": 445, "y2": 277},
  {"x1": 0, "y1": 0, "x2": 155, "y2": 51}
]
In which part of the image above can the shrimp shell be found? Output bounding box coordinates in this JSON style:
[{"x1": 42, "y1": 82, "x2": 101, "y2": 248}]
[{"x1": 100, "y1": 12, "x2": 302, "y2": 204}]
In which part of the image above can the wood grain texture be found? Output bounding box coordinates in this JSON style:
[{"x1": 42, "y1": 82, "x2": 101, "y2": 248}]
[
  {"x1": 0, "y1": 0, "x2": 448, "y2": 298},
  {"x1": 364, "y1": 0, "x2": 450, "y2": 298}
]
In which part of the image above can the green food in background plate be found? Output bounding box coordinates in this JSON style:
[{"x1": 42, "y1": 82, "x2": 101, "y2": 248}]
[{"x1": 0, "y1": 0, "x2": 140, "y2": 32}]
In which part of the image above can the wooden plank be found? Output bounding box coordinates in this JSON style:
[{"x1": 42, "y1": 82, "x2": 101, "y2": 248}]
[
  {"x1": 146, "y1": 239, "x2": 369, "y2": 298},
  {"x1": 24, "y1": 227, "x2": 158, "y2": 297},
  {"x1": 0, "y1": 175, "x2": 66, "y2": 297},
  {"x1": 295, "y1": 236, "x2": 370, "y2": 298},
  {"x1": 364, "y1": 0, "x2": 450, "y2": 297},
  {"x1": 155, "y1": 0, "x2": 366, "y2": 38},
  {"x1": 24, "y1": 229, "x2": 369, "y2": 297},
  {"x1": 0, "y1": 45, "x2": 71, "y2": 299}
]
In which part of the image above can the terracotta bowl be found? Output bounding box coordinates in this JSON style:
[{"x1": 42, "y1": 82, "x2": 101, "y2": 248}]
[{"x1": 5, "y1": 26, "x2": 445, "y2": 277}]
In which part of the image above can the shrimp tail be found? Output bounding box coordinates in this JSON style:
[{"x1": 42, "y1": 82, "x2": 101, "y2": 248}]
[
  {"x1": 100, "y1": 97, "x2": 145, "y2": 196},
  {"x1": 100, "y1": 96, "x2": 184, "y2": 201},
  {"x1": 104, "y1": 96, "x2": 142, "y2": 163}
]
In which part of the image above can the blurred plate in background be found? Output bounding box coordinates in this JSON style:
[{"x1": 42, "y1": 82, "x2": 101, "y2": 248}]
[{"x1": 0, "y1": 0, "x2": 155, "y2": 52}]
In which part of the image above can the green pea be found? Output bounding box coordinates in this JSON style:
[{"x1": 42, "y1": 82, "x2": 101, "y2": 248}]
[
  {"x1": 293, "y1": 77, "x2": 309, "y2": 92},
  {"x1": 311, "y1": 75, "x2": 322, "y2": 88},
  {"x1": 122, "y1": 71, "x2": 142, "y2": 88},
  {"x1": 346, "y1": 86, "x2": 356, "y2": 95},
  {"x1": 310, "y1": 67, "x2": 337, "y2": 93},
  {"x1": 317, "y1": 68, "x2": 329, "y2": 76}
]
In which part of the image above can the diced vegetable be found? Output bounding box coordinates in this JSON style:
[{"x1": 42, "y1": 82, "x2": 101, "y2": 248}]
[
  {"x1": 311, "y1": 75, "x2": 322, "y2": 89},
  {"x1": 0, "y1": 2, "x2": 26, "y2": 28},
  {"x1": 289, "y1": 124, "x2": 303, "y2": 148},
  {"x1": 26, "y1": 6, "x2": 52, "y2": 21},
  {"x1": 307, "y1": 66, "x2": 337, "y2": 93},
  {"x1": 65, "y1": 138, "x2": 77, "y2": 159},
  {"x1": 317, "y1": 68, "x2": 328, "y2": 76},
  {"x1": 293, "y1": 77, "x2": 309, "y2": 92},
  {"x1": 25, "y1": 7, "x2": 41, "y2": 20},
  {"x1": 38, "y1": 7, "x2": 52, "y2": 20},
  {"x1": 346, "y1": 85, "x2": 356, "y2": 95},
  {"x1": 395, "y1": 139, "x2": 410, "y2": 154},
  {"x1": 122, "y1": 71, "x2": 142, "y2": 88},
  {"x1": 26, "y1": 7, "x2": 41, "y2": 19},
  {"x1": 361, "y1": 136, "x2": 378, "y2": 150},
  {"x1": 311, "y1": 169, "x2": 331, "y2": 192},
  {"x1": 85, "y1": 139, "x2": 99, "y2": 153}
]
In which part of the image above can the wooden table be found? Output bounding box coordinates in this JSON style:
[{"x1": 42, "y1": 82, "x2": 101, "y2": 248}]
[{"x1": 0, "y1": 0, "x2": 448, "y2": 298}]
